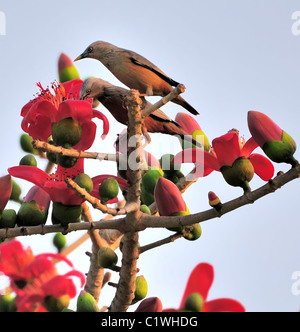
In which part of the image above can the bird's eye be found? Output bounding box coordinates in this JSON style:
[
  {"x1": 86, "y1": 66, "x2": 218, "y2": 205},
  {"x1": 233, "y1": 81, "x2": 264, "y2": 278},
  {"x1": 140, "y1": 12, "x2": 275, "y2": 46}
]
[
  {"x1": 87, "y1": 47, "x2": 93, "y2": 54},
  {"x1": 86, "y1": 89, "x2": 91, "y2": 95}
]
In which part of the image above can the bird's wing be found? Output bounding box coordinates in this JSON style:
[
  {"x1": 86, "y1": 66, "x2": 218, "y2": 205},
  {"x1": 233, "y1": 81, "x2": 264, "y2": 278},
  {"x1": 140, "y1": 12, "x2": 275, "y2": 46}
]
[
  {"x1": 122, "y1": 50, "x2": 180, "y2": 87},
  {"x1": 150, "y1": 109, "x2": 179, "y2": 125}
]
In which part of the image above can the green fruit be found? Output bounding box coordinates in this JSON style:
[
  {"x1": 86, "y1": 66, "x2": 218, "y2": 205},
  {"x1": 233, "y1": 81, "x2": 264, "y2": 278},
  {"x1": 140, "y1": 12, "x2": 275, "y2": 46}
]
[
  {"x1": 140, "y1": 190, "x2": 154, "y2": 206},
  {"x1": 0, "y1": 295, "x2": 17, "y2": 312},
  {"x1": 142, "y1": 168, "x2": 164, "y2": 193},
  {"x1": 99, "y1": 178, "x2": 119, "y2": 204},
  {"x1": 52, "y1": 118, "x2": 82, "y2": 147},
  {"x1": 44, "y1": 295, "x2": 70, "y2": 313},
  {"x1": 263, "y1": 131, "x2": 297, "y2": 165},
  {"x1": 192, "y1": 129, "x2": 210, "y2": 152},
  {"x1": 17, "y1": 201, "x2": 48, "y2": 227},
  {"x1": 221, "y1": 157, "x2": 254, "y2": 191},
  {"x1": 75, "y1": 173, "x2": 93, "y2": 193},
  {"x1": 184, "y1": 293, "x2": 204, "y2": 312},
  {"x1": 20, "y1": 134, "x2": 38, "y2": 155},
  {"x1": 140, "y1": 205, "x2": 151, "y2": 215},
  {"x1": 97, "y1": 247, "x2": 118, "y2": 269},
  {"x1": 10, "y1": 179, "x2": 22, "y2": 204},
  {"x1": 132, "y1": 276, "x2": 148, "y2": 305},
  {"x1": 52, "y1": 202, "x2": 82, "y2": 226},
  {"x1": 0, "y1": 209, "x2": 17, "y2": 229},
  {"x1": 19, "y1": 154, "x2": 37, "y2": 167},
  {"x1": 77, "y1": 291, "x2": 100, "y2": 313},
  {"x1": 53, "y1": 233, "x2": 67, "y2": 253}
]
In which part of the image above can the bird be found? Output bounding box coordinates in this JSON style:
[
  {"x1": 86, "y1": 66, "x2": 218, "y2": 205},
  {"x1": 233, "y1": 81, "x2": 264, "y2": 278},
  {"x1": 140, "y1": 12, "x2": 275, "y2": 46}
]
[
  {"x1": 80, "y1": 77, "x2": 202, "y2": 148},
  {"x1": 75, "y1": 41, "x2": 199, "y2": 116}
]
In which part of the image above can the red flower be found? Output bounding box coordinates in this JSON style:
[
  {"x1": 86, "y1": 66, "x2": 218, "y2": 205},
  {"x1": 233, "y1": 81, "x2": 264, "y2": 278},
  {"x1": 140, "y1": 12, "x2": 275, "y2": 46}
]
[
  {"x1": 8, "y1": 165, "x2": 129, "y2": 206},
  {"x1": 174, "y1": 131, "x2": 274, "y2": 190},
  {"x1": 21, "y1": 79, "x2": 109, "y2": 150},
  {"x1": 135, "y1": 297, "x2": 163, "y2": 312},
  {"x1": 0, "y1": 175, "x2": 12, "y2": 211},
  {"x1": 165, "y1": 263, "x2": 245, "y2": 312},
  {"x1": 0, "y1": 240, "x2": 85, "y2": 312}
]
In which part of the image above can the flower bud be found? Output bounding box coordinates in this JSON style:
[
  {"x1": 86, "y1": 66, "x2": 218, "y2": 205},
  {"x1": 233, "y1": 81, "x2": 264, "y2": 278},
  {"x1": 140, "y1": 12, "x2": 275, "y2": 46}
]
[
  {"x1": 97, "y1": 247, "x2": 118, "y2": 269},
  {"x1": 98, "y1": 178, "x2": 120, "y2": 205},
  {"x1": 75, "y1": 173, "x2": 93, "y2": 194},
  {"x1": 10, "y1": 179, "x2": 22, "y2": 204},
  {"x1": 154, "y1": 177, "x2": 187, "y2": 217},
  {"x1": 17, "y1": 186, "x2": 50, "y2": 226},
  {"x1": 0, "y1": 175, "x2": 12, "y2": 211},
  {"x1": 0, "y1": 210, "x2": 17, "y2": 229},
  {"x1": 76, "y1": 291, "x2": 100, "y2": 313},
  {"x1": 19, "y1": 154, "x2": 37, "y2": 167},
  {"x1": 20, "y1": 134, "x2": 39, "y2": 155},
  {"x1": 58, "y1": 53, "x2": 80, "y2": 83},
  {"x1": 44, "y1": 295, "x2": 70, "y2": 313},
  {"x1": 248, "y1": 111, "x2": 297, "y2": 165},
  {"x1": 132, "y1": 276, "x2": 148, "y2": 305},
  {"x1": 53, "y1": 233, "x2": 67, "y2": 253},
  {"x1": 208, "y1": 191, "x2": 223, "y2": 211}
]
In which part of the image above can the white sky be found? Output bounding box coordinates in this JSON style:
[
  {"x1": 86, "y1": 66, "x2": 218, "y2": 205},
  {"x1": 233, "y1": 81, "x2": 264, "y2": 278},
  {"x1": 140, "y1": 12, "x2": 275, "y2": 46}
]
[{"x1": 0, "y1": 0, "x2": 300, "y2": 312}]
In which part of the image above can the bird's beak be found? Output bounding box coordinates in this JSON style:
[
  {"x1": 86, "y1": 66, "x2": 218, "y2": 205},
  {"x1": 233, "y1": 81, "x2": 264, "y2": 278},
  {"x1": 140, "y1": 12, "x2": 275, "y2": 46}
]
[{"x1": 74, "y1": 52, "x2": 87, "y2": 62}]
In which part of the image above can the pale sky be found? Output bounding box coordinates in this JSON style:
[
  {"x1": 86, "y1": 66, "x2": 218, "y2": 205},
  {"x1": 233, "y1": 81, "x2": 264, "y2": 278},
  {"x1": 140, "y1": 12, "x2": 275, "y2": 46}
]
[{"x1": 0, "y1": 0, "x2": 300, "y2": 312}]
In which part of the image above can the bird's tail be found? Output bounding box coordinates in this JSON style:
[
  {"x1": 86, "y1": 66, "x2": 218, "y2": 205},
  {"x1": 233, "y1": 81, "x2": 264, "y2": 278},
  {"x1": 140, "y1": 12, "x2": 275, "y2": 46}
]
[{"x1": 172, "y1": 95, "x2": 199, "y2": 116}]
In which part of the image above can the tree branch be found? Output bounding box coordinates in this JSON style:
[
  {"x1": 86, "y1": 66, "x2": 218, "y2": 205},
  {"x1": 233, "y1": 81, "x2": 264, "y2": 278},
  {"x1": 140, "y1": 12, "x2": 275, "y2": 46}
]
[{"x1": 142, "y1": 84, "x2": 186, "y2": 118}]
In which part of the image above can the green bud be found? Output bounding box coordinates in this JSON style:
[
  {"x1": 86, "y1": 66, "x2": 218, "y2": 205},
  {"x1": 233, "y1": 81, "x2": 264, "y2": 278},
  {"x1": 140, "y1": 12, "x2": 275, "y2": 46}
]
[
  {"x1": 52, "y1": 202, "x2": 82, "y2": 226},
  {"x1": 142, "y1": 168, "x2": 164, "y2": 193},
  {"x1": 76, "y1": 291, "x2": 100, "y2": 313},
  {"x1": 0, "y1": 209, "x2": 17, "y2": 229},
  {"x1": 57, "y1": 144, "x2": 79, "y2": 169},
  {"x1": 140, "y1": 205, "x2": 151, "y2": 215},
  {"x1": 183, "y1": 223, "x2": 202, "y2": 241},
  {"x1": 99, "y1": 178, "x2": 119, "y2": 204},
  {"x1": 75, "y1": 173, "x2": 93, "y2": 194},
  {"x1": 20, "y1": 134, "x2": 39, "y2": 155},
  {"x1": 97, "y1": 247, "x2": 118, "y2": 269},
  {"x1": 59, "y1": 66, "x2": 80, "y2": 84},
  {"x1": 53, "y1": 233, "x2": 67, "y2": 253},
  {"x1": 52, "y1": 118, "x2": 82, "y2": 147},
  {"x1": 46, "y1": 140, "x2": 58, "y2": 164},
  {"x1": 10, "y1": 179, "x2": 22, "y2": 204},
  {"x1": 263, "y1": 131, "x2": 297, "y2": 165},
  {"x1": 17, "y1": 201, "x2": 48, "y2": 227},
  {"x1": 184, "y1": 293, "x2": 204, "y2": 312},
  {"x1": 132, "y1": 276, "x2": 148, "y2": 305},
  {"x1": 19, "y1": 154, "x2": 37, "y2": 167}
]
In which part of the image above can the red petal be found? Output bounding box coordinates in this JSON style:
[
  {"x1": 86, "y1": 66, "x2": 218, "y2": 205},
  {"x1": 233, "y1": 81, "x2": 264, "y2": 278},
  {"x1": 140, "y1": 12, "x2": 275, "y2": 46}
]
[
  {"x1": 23, "y1": 186, "x2": 51, "y2": 211},
  {"x1": 0, "y1": 175, "x2": 12, "y2": 211},
  {"x1": 179, "y1": 263, "x2": 214, "y2": 308},
  {"x1": 173, "y1": 149, "x2": 220, "y2": 178},
  {"x1": 248, "y1": 111, "x2": 283, "y2": 147},
  {"x1": 250, "y1": 153, "x2": 275, "y2": 181},
  {"x1": 63, "y1": 79, "x2": 84, "y2": 97},
  {"x1": 93, "y1": 110, "x2": 110, "y2": 139},
  {"x1": 175, "y1": 112, "x2": 201, "y2": 134},
  {"x1": 74, "y1": 122, "x2": 97, "y2": 151},
  {"x1": 57, "y1": 100, "x2": 93, "y2": 124},
  {"x1": 8, "y1": 166, "x2": 49, "y2": 189},
  {"x1": 212, "y1": 132, "x2": 241, "y2": 167},
  {"x1": 42, "y1": 275, "x2": 76, "y2": 298},
  {"x1": 241, "y1": 137, "x2": 259, "y2": 158},
  {"x1": 203, "y1": 298, "x2": 246, "y2": 312},
  {"x1": 154, "y1": 177, "x2": 187, "y2": 216}
]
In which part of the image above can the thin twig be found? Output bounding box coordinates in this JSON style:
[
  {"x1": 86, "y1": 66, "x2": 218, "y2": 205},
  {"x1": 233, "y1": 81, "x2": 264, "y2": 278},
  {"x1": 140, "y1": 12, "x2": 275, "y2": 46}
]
[
  {"x1": 139, "y1": 233, "x2": 183, "y2": 254},
  {"x1": 33, "y1": 140, "x2": 119, "y2": 162},
  {"x1": 142, "y1": 84, "x2": 186, "y2": 118}
]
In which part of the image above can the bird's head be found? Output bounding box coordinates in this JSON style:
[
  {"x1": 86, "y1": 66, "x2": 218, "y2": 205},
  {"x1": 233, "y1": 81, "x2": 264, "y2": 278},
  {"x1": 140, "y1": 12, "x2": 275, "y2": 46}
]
[
  {"x1": 74, "y1": 41, "x2": 113, "y2": 62},
  {"x1": 80, "y1": 77, "x2": 106, "y2": 101}
]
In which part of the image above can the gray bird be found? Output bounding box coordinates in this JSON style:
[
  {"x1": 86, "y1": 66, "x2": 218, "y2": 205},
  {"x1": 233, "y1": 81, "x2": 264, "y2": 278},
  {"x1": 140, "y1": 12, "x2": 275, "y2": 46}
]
[
  {"x1": 80, "y1": 77, "x2": 202, "y2": 148},
  {"x1": 75, "y1": 41, "x2": 199, "y2": 116}
]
